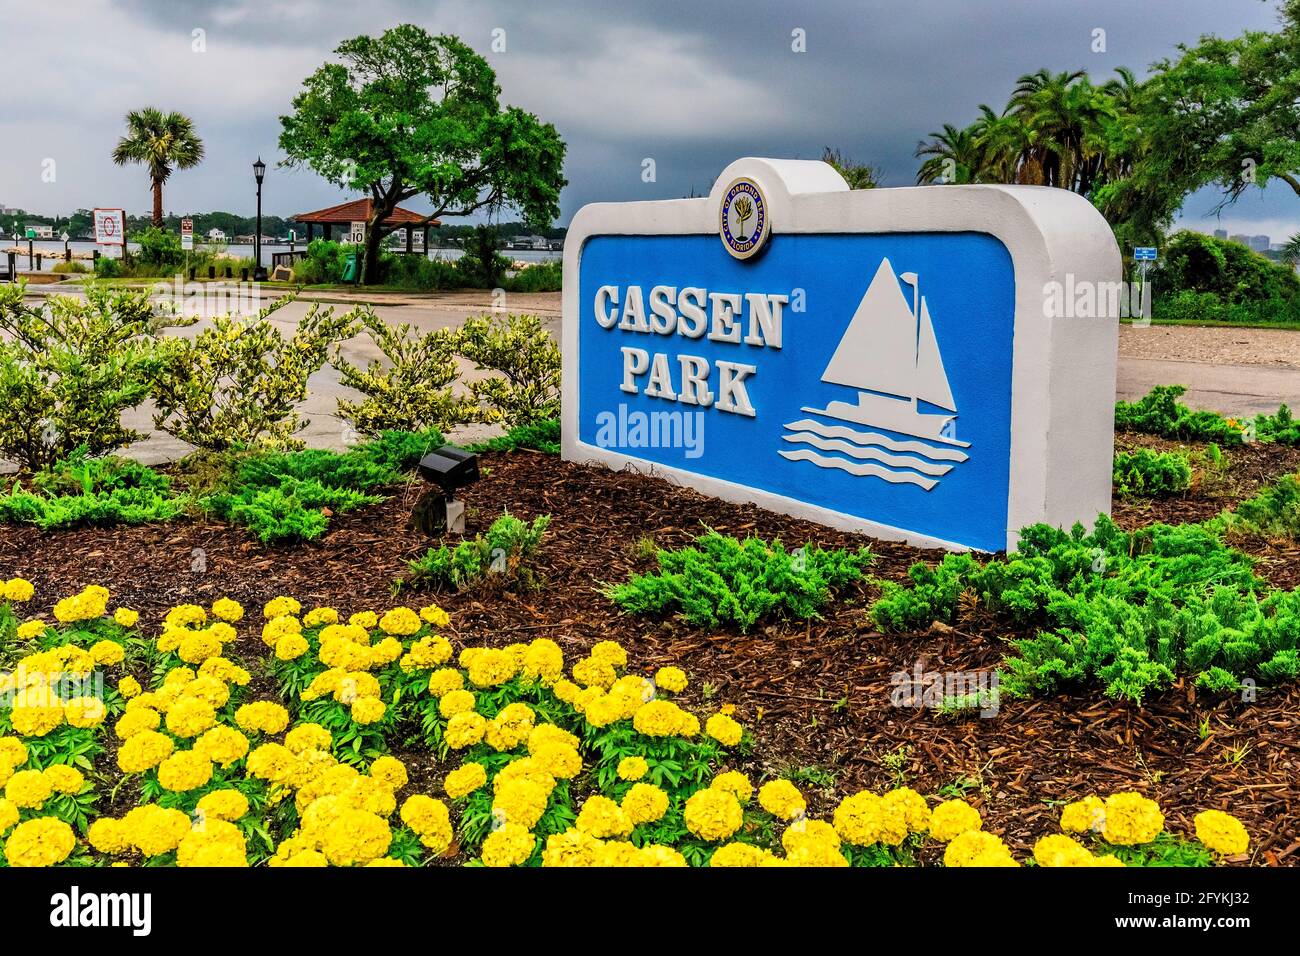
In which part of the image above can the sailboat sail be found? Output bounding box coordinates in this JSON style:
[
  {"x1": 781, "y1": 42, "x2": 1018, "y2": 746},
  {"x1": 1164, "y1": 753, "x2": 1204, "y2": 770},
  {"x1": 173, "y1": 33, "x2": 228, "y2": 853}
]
[
  {"x1": 821, "y1": 257, "x2": 917, "y2": 399},
  {"x1": 914, "y1": 299, "x2": 956, "y2": 411}
]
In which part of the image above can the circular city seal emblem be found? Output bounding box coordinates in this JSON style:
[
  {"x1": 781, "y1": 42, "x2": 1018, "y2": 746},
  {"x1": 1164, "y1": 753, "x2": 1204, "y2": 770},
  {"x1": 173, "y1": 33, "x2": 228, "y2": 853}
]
[{"x1": 719, "y1": 177, "x2": 770, "y2": 260}]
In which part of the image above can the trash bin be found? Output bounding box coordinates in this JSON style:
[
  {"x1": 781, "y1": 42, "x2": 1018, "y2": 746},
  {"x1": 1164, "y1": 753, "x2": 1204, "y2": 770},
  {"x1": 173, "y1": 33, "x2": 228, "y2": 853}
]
[{"x1": 341, "y1": 252, "x2": 359, "y2": 284}]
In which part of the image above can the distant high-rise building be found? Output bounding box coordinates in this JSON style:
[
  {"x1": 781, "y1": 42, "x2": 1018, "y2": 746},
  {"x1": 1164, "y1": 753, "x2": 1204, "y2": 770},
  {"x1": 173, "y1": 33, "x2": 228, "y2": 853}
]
[
  {"x1": 1229, "y1": 233, "x2": 1249, "y2": 245},
  {"x1": 1213, "y1": 228, "x2": 1228, "y2": 240},
  {"x1": 1250, "y1": 234, "x2": 1271, "y2": 252}
]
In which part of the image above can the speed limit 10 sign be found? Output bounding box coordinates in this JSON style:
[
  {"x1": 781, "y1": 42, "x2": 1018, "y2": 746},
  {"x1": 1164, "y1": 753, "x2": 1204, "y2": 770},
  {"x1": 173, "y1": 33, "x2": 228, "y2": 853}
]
[{"x1": 347, "y1": 221, "x2": 367, "y2": 244}]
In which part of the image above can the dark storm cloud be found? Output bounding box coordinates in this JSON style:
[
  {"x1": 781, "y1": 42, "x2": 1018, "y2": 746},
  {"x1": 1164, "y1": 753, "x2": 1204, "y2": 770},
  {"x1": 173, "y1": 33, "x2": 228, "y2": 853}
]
[{"x1": 0, "y1": 0, "x2": 1290, "y2": 235}]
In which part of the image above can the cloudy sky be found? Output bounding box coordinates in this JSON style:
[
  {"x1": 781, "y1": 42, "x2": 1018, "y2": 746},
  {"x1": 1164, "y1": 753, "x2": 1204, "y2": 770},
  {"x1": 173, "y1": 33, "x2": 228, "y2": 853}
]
[{"x1": 0, "y1": 0, "x2": 1293, "y2": 238}]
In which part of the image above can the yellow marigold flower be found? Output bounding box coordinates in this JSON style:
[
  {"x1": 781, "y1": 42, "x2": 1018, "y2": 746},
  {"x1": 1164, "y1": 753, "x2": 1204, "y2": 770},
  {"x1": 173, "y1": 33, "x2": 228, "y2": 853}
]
[
  {"x1": 654, "y1": 666, "x2": 688, "y2": 693},
  {"x1": 928, "y1": 799, "x2": 983, "y2": 842},
  {"x1": 379, "y1": 607, "x2": 421, "y2": 636},
  {"x1": 464, "y1": 647, "x2": 517, "y2": 688},
  {"x1": 5, "y1": 817, "x2": 75, "y2": 866},
  {"x1": 16, "y1": 619, "x2": 47, "y2": 641},
  {"x1": 207, "y1": 622, "x2": 237, "y2": 643},
  {"x1": 123, "y1": 805, "x2": 191, "y2": 857},
  {"x1": 552, "y1": 678, "x2": 581, "y2": 705},
  {"x1": 118, "y1": 730, "x2": 174, "y2": 773},
  {"x1": 521, "y1": 638, "x2": 564, "y2": 685},
  {"x1": 589, "y1": 639, "x2": 627, "y2": 669},
  {"x1": 260, "y1": 614, "x2": 302, "y2": 649},
  {"x1": 400, "y1": 794, "x2": 450, "y2": 834},
  {"x1": 303, "y1": 606, "x2": 339, "y2": 627},
  {"x1": 165, "y1": 696, "x2": 216, "y2": 738},
  {"x1": 4, "y1": 578, "x2": 35, "y2": 603},
  {"x1": 1101, "y1": 792, "x2": 1164, "y2": 846},
  {"x1": 177, "y1": 819, "x2": 248, "y2": 867},
  {"x1": 157, "y1": 750, "x2": 213, "y2": 792},
  {"x1": 1060, "y1": 795, "x2": 1106, "y2": 834},
  {"x1": 402, "y1": 636, "x2": 453, "y2": 672},
  {"x1": 709, "y1": 770, "x2": 752, "y2": 805},
  {"x1": 10, "y1": 695, "x2": 64, "y2": 737},
  {"x1": 619, "y1": 782, "x2": 667, "y2": 825},
  {"x1": 6, "y1": 769, "x2": 53, "y2": 808},
  {"x1": 944, "y1": 830, "x2": 1019, "y2": 867},
  {"x1": 284, "y1": 723, "x2": 332, "y2": 754},
  {"x1": 481, "y1": 821, "x2": 535, "y2": 867},
  {"x1": 1034, "y1": 833, "x2": 1095, "y2": 867},
  {"x1": 350, "y1": 696, "x2": 387, "y2": 724},
  {"x1": 711, "y1": 842, "x2": 774, "y2": 867},
  {"x1": 705, "y1": 712, "x2": 743, "y2": 747},
  {"x1": 1194, "y1": 809, "x2": 1249, "y2": 856},
  {"x1": 42, "y1": 764, "x2": 83, "y2": 795},
  {"x1": 444, "y1": 762, "x2": 488, "y2": 800},
  {"x1": 641, "y1": 844, "x2": 688, "y2": 866},
  {"x1": 833, "y1": 791, "x2": 883, "y2": 846},
  {"x1": 235, "y1": 701, "x2": 290, "y2": 735},
  {"x1": 572, "y1": 655, "x2": 617, "y2": 690},
  {"x1": 318, "y1": 808, "x2": 391, "y2": 866},
  {"x1": 118, "y1": 676, "x2": 142, "y2": 699},
  {"x1": 419, "y1": 604, "x2": 451, "y2": 627},
  {"x1": 633, "y1": 699, "x2": 689, "y2": 737},
  {"x1": 196, "y1": 789, "x2": 250, "y2": 822},
  {"x1": 541, "y1": 827, "x2": 603, "y2": 867},
  {"x1": 439, "y1": 689, "x2": 476, "y2": 718},
  {"x1": 445, "y1": 711, "x2": 487, "y2": 749},
  {"x1": 883, "y1": 787, "x2": 932, "y2": 836},
  {"x1": 193, "y1": 725, "x2": 250, "y2": 767},
  {"x1": 198, "y1": 657, "x2": 249, "y2": 686},
  {"x1": 369, "y1": 755, "x2": 408, "y2": 791},
  {"x1": 88, "y1": 817, "x2": 130, "y2": 854},
  {"x1": 165, "y1": 603, "x2": 207, "y2": 629},
  {"x1": 618, "y1": 756, "x2": 649, "y2": 782},
  {"x1": 684, "y1": 788, "x2": 744, "y2": 841},
  {"x1": 63, "y1": 696, "x2": 107, "y2": 729},
  {"x1": 426, "y1": 667, "x2": 463, "y2": 698},
  {"x1": 758, "y1": 779, "x2": 807, "y2": 822},
  {"x1": 177, "y1": 630, "x2": 222, "y2": 665},
  {"x1": 88, "y1": 640, "x2": 125, "y2": 666},
  {"x1": 262, "y1": 596, "x2": 299, "y2": 620},
  {"x1": 576, "y1": 795, "x2": 634, "y2": 838},
  {"x1": 532, "y1": 742, "x2": 582, "y2": 779},
  {"x1": 207, "y1": 597, "x2": 243, "y2": 622},
  {"x1": 0, "y1": 738, "x2": 27, "y2": 767},
  {"x1": 493, "y1": 776, "x2": 552, "y2": 830},
  {"x1": 113, "y1": 607, "x2": 139, "y2": 628}
]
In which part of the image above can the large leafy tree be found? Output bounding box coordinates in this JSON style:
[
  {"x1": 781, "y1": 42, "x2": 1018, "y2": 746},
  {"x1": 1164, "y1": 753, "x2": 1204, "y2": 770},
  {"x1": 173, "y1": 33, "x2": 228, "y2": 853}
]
[
  {"x1": 111, "y1": 108, "x2": 204, "y2": 227},
  {"x1": 279, "y1": 25, "x2": 567, "y2": 284}
]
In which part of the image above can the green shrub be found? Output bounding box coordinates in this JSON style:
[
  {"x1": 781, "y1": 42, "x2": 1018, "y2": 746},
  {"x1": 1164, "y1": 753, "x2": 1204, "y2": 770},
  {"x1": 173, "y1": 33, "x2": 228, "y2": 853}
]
[
  {"x1": 333, "y1": 307, "x2": 478, "y2": 435},
  {"x1": 151, "y1": 298, "x2": 355, "y2": 452},
  {"x1": 133, "y1": 226, "x2": 184, "y2": 267},
  {"x1": 468, "y1": 418, "x2": 560, "y2": 455},
  {"x1": 505, "y1": 260, "x2": 562, "y2": 293},
  {"x1": 1113, "y1": 449, "x2": 1192, "y2": 497},
  {"x1": 457, "y1": 313, "x2": 561, "y2": 426},
  {"x1": 93, "y1": 256, "x2": 123, "y2": 279},
  {"x1": 1224, "y1": 474, "x2": 1300, "y2": 538},
  {"x1": 606, "y1": 530, "x2": 873, "y2": 632},
  {"x1": 1152, "y1": 231, "x2": 1300, "y2": 305},
  {"x1": 0, "y1": 282, "x2": 164, "y2": 470},
  {"x1": 202, "y1": 429, "x2": 442, "y2": 543},
  {"x1": 291, "y1": 239, "x2": 357, "y2": 284},
  {"x1": 51, "y1": 260, "x2": 90, "y2": 274},
  {"x1": 1114, "y1": 385, "x2": 1245, "y2": 444},
  {"x1": 0, "y1": 449, "x2": 188, "y2": 529},
  {"x1": 872, "y1": 516, "x2": 1300, "y2": 702},
  {"x1": 379, "y1": 254, "x2": 465, "y2": 290},
  {"x1": 401, "y1": 512, "x2": 550, "y2": 591}
]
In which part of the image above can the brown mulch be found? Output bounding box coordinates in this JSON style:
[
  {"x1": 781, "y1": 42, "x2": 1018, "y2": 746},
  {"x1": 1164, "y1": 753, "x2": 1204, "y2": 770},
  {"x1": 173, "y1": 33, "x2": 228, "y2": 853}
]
[{"x1": 2, "y1": 441, "x2": 1300, "y2": 865}]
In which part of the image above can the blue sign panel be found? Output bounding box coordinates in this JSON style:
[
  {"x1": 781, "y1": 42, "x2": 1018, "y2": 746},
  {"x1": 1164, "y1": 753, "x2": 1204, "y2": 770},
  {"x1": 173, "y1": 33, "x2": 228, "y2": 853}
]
[
  {"x1": 576, "y1": 232, "x2": 1016, "y2": 551},
  {"x1": 1134, "y1": 247, "x2": 1157, "y2": 260}
]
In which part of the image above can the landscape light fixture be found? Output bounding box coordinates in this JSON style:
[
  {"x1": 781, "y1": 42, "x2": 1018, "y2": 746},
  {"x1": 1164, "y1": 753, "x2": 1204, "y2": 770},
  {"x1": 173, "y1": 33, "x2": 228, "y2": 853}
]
[
  {"x1": 412, "y1": 445, "x2": 480, "y2": 535},
  {"x1": 252, "y1": 157, "x2": 268, "y2": 281}
]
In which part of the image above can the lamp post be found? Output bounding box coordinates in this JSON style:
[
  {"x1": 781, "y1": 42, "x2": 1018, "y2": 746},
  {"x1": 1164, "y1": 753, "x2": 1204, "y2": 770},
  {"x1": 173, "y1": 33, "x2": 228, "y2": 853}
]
[{"x1": 253, "y1": 157, "x2": 267, "y2": 281}]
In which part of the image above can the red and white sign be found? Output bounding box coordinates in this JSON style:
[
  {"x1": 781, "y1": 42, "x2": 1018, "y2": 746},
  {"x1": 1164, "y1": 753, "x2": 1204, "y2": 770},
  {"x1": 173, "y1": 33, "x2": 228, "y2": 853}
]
[
  {"x1": 93, "y1": 208, "x2": 126, "y2": 246},
  {"x1": 180, "y1": 218, "x2": 194, "y2": 251}
]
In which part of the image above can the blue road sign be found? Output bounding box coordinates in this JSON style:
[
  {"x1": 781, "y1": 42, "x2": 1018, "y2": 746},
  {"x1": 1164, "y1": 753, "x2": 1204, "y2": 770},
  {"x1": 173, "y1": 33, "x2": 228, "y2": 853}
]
[{"x1": 1134, "y1": 247, "x2": 1157, "y2": 261}]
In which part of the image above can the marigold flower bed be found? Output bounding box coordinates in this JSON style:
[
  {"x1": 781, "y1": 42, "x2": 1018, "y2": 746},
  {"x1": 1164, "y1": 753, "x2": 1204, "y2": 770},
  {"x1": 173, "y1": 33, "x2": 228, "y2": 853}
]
[{"x1": 0, "y1": 579, "x2": 1256, "y2": 866}]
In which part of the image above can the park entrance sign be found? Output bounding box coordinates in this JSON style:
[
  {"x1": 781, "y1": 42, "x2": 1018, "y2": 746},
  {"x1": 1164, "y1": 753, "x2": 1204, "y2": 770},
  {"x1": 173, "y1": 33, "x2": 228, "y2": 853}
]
[{"x1": 561, "y1": 158, "x2": 1120, "y2": 552}]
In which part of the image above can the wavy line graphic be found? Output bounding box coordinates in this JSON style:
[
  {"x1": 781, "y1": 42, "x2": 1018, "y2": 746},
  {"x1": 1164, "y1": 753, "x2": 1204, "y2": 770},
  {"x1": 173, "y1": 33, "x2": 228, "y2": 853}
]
[
  {"x1": 781, "y1": 432, "x2": 954, "y2": 477},
  {"x1": 777, "y1": 449, "x2": 938, "y2": 490},
  {"x1": 783, "y1": 419, "x2": 969, "y2": 462}
]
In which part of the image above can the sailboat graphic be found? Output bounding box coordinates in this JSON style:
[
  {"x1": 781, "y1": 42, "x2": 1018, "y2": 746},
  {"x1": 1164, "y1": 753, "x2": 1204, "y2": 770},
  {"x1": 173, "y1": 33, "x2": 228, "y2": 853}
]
[{"x1": 779, "y1": 257, "x2": 971, "y2": 491}]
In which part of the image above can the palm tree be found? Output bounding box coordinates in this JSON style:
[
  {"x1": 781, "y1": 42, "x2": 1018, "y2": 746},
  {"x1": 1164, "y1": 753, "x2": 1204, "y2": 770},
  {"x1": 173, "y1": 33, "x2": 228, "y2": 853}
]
[
  {"x1": 1282, "y1": 234, "x2": 1300, "y2": 268},
  {"x1": 915, "y1": 124, "x2": 985, "y2": 184},
  {"x1": 111, "y1": 108, "x2": 204, "y2": 227}
]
